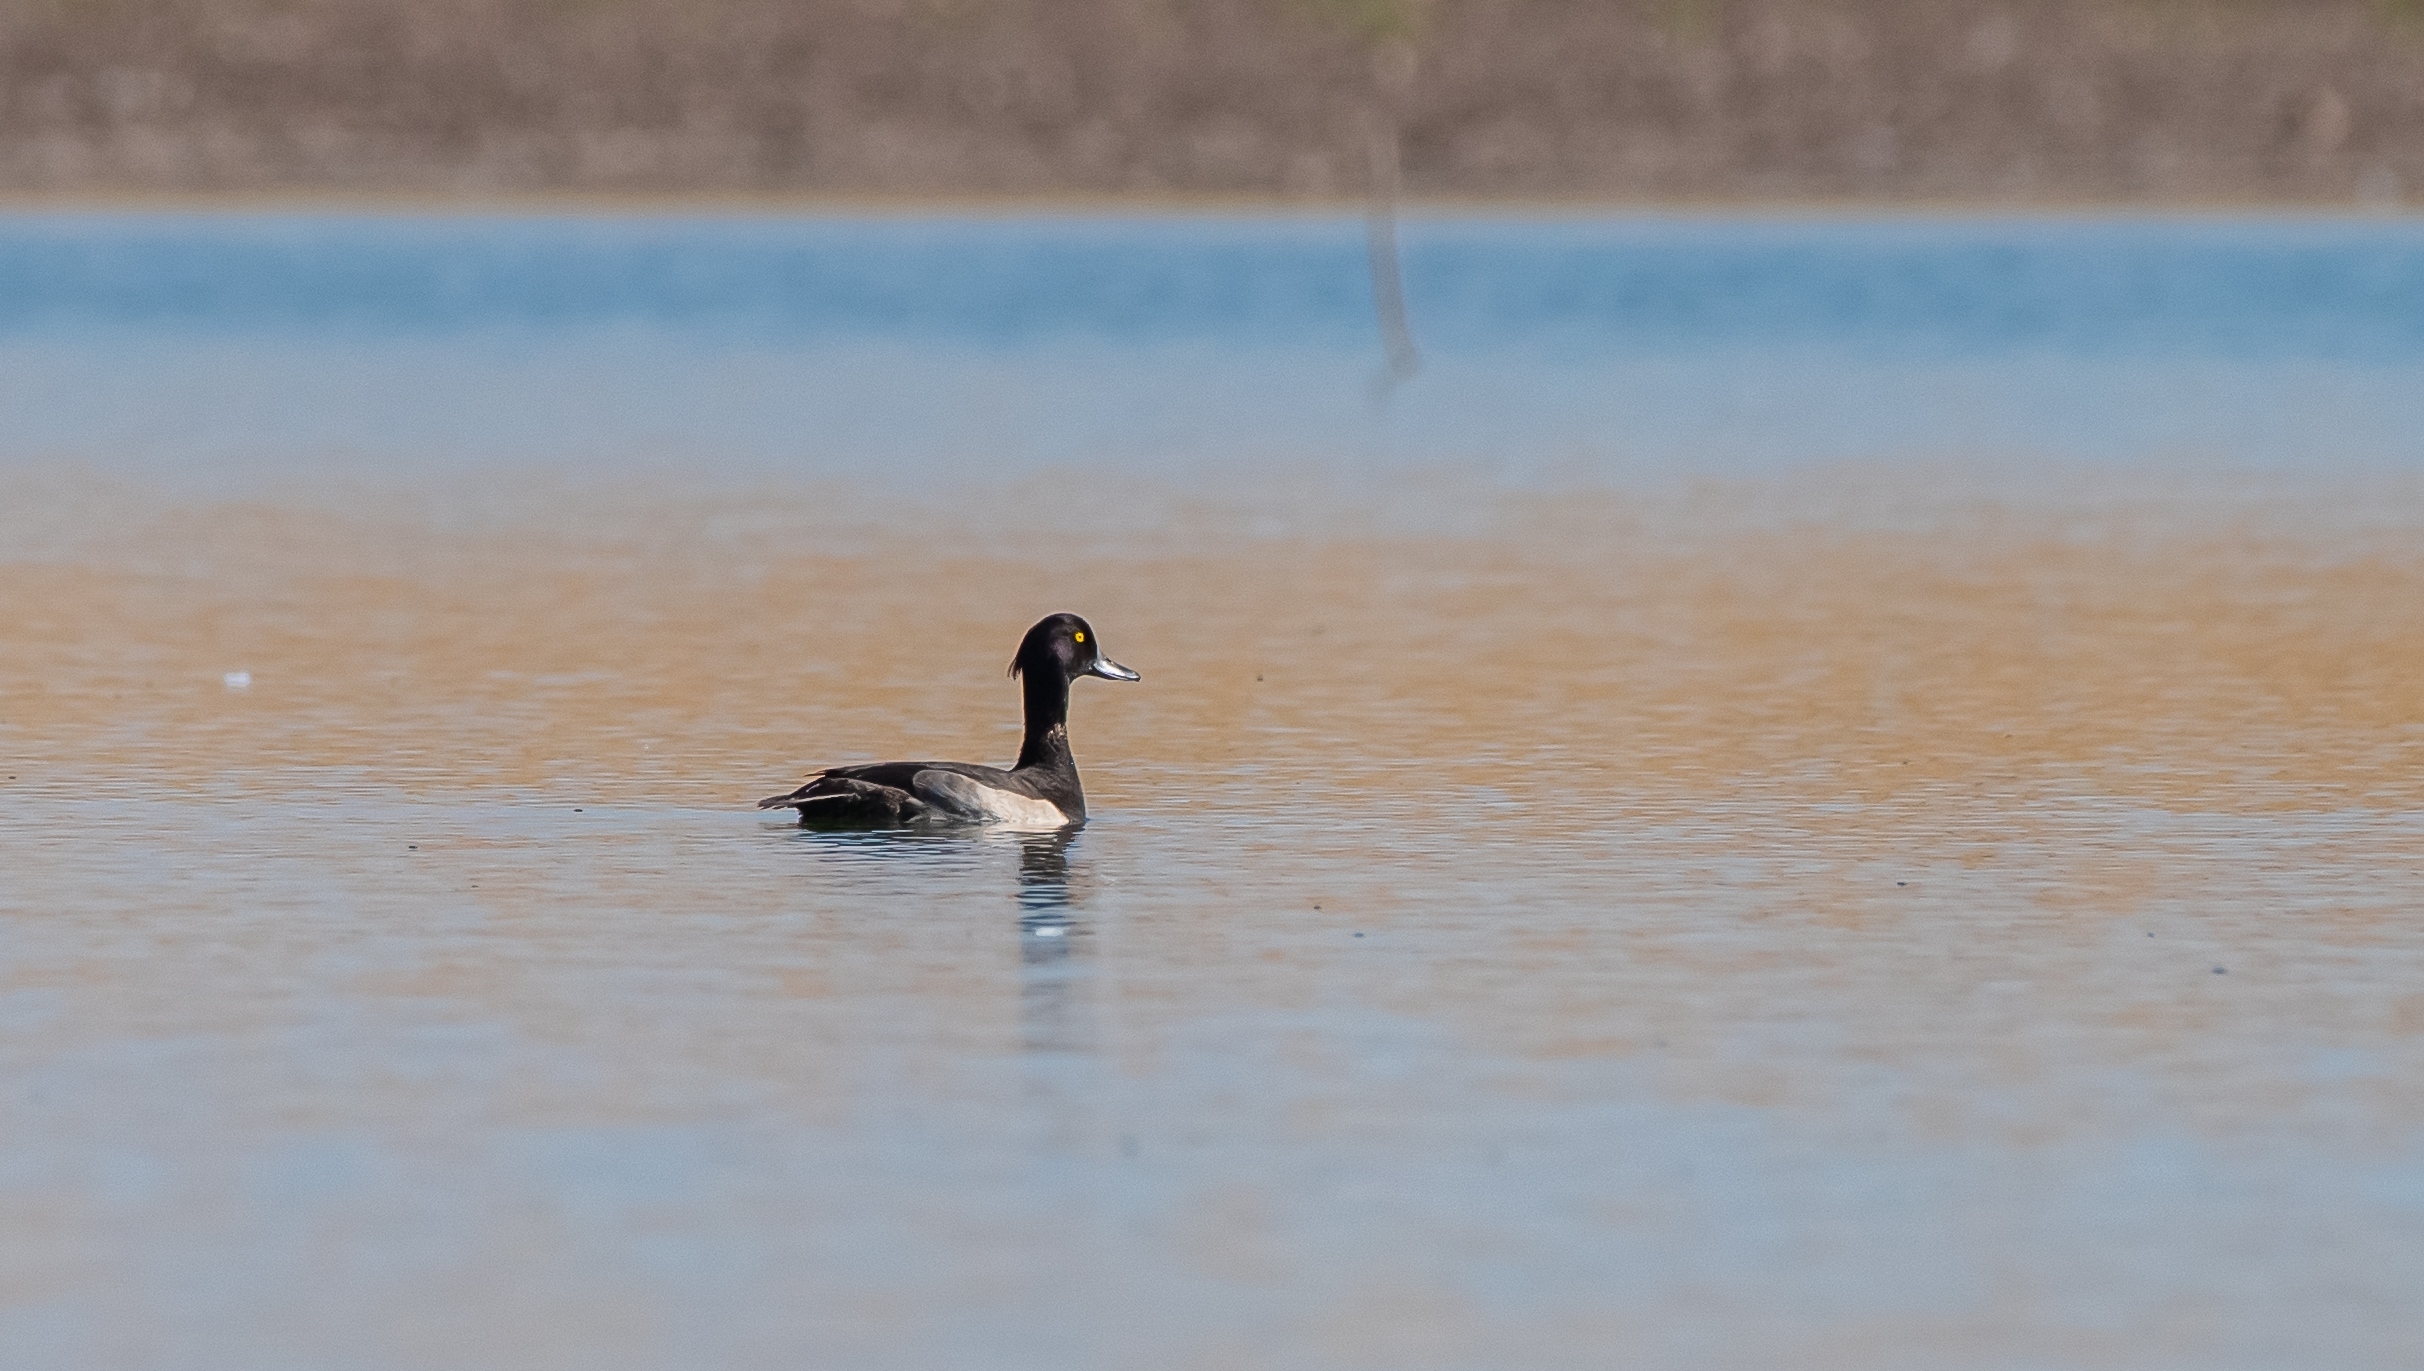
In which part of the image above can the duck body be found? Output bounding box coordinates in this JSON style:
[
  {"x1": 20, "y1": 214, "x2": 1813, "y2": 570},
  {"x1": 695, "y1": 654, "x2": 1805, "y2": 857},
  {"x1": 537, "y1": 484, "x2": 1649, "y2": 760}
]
[
  {"x1": 762, "y1": 757, "x2": 1080, "y2": 830},
  {"x1": 759, "y1": 613, "x2": 1138, "y2": 830}
]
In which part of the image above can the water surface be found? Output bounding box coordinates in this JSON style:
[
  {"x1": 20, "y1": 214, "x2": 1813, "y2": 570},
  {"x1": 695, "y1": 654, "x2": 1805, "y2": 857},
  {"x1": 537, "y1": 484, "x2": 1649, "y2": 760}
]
[{"x1": 2, "y1": 212, "x2": 2422, "y2": 1369}]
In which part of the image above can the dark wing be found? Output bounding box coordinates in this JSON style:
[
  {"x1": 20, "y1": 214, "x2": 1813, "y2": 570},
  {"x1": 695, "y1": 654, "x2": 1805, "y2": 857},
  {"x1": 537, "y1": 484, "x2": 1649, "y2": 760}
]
[
  {"x1": 758, "y1": 762, "x2": 937, "y2": 823},
  {"x1": 758, "y1": 760, "x2": 1054, "y2": 826}
]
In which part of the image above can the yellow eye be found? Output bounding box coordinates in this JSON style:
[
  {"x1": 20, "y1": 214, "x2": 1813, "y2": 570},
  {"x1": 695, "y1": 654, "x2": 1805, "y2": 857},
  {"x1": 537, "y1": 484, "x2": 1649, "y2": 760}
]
[{"x1": 1073, "y1": 631, "x2": 1085, "y2": 643}]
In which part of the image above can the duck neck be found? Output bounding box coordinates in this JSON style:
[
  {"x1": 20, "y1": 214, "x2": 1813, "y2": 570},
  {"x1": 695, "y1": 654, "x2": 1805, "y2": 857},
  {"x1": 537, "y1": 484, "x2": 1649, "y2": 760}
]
[{"x1": 1015, "y1": 669, "x2": 1074, "y2": 774}]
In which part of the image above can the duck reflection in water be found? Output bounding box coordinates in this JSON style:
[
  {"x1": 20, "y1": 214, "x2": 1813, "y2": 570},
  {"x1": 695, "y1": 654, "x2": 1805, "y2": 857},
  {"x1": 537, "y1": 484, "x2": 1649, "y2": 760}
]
[
  {"x1": 780, "y1": 824, "x2": 1094, "y2": 1055},
  {"x1": 1015, "y1": 828, "x2": 1090, "y2": 1056}
]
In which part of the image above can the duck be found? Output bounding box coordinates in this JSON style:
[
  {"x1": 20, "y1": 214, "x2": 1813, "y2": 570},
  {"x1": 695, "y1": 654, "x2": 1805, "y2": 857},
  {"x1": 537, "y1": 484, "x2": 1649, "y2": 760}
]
[{"x1": 758, "y1": 613, "x2": 1140, "y2": 829}]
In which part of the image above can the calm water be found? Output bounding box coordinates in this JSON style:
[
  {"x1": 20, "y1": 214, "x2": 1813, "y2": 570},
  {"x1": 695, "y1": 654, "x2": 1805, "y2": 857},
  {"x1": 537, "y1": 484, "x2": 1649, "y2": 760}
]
[
  {"x1": 9, "y1": 210, "x2": 2424, "y2": 479},
  {"x1": 3, "y1": 212, "x2": 2423, "y2": 1369}
]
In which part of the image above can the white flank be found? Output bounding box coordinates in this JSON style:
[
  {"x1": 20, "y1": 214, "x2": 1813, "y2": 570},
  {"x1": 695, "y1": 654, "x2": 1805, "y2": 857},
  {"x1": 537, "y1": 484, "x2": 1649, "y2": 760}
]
[{"x1": 913, "y1": 771, "x2": 1070, "y2": 830}]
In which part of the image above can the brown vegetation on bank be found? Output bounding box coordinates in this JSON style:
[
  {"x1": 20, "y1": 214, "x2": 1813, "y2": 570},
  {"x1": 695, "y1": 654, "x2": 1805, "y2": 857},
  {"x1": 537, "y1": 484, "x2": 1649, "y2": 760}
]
[{"x1": 2, "y1": 0, "x2": 2421, "y2": 202}]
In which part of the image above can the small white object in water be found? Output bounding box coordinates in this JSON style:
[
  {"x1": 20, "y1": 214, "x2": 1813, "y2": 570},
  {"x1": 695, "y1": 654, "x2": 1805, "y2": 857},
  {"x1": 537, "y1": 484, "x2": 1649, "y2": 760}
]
[{"x1": 223, "y1": 672, "x2": 252, "y2": 690}]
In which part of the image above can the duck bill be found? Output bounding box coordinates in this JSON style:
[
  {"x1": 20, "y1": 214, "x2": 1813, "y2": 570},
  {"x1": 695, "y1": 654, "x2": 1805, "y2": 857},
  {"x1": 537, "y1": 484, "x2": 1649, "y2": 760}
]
[{"x1": 1087, "y1": 656, "x2": 1141, "y2": 682}]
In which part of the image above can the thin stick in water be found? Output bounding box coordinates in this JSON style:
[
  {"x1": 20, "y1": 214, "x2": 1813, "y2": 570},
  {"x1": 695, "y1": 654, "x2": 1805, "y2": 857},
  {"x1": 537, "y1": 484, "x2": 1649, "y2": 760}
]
[{"x1": 1365, "y1": 105, "x2": 1420, "y2": 398}]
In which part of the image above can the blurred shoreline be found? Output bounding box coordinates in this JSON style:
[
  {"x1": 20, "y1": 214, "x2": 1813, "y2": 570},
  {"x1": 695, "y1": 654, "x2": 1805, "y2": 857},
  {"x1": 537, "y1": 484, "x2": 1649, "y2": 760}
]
[
  {"x1": 5, "y1": 190, "x2": 2424, "y2": 218},
  {"x1": 5, "y1": 0, "x2": 2423, "y2": 205}
]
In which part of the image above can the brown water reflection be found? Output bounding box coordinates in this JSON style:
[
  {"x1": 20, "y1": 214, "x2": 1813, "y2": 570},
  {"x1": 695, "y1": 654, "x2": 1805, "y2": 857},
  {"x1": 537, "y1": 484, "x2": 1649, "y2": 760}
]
[
  {"x1": 2, "y1": 465, "x2": 2421, "y2": 1368},
  {"x1": 8, "y1": 468, "x2": 2422, "y2": 814}
]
